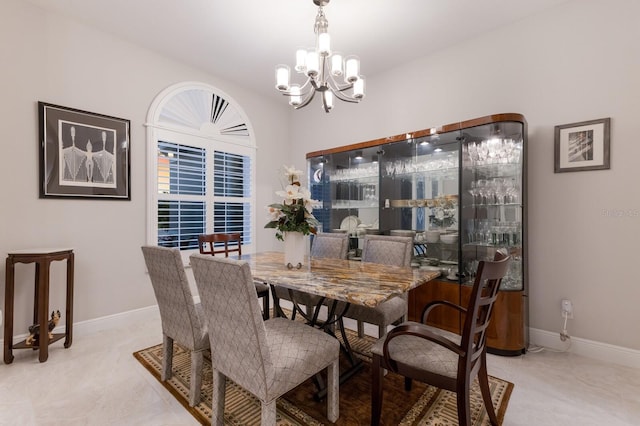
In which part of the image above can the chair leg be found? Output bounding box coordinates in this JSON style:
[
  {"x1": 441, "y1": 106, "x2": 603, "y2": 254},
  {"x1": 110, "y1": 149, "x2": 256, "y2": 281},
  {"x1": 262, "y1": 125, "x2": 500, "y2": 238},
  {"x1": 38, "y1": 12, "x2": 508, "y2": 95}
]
[
  {"x1": 404, "y1": 377, "x2": 412, "y2": 391},
  {"x1": 456, "y1": 375, "x2": 472, "y2": 426},
  {"x1": 188, "y1": 349, "x2": 204, "y2": 406},
  {"x1": 262, "y1": 292, "x2": 270, "y2": 320},
  {"x1": 211, "y1": 368, "x2": 226, "y2": 426},
  {"x1": 161, "y1": 334, "x2": 173, "y2": 381},
  {"x1": 327, "y1": 358, "x2": 339, "y2": 422},
  {"x1": 261, "y1": 399, "x2": 277, "y2": 426},
  {"x1": 371, "y1": 354, "x2": 385, "y2": 426},
  {"x1": 479, "y1": 354, "x2": 500, "y2": 425}
]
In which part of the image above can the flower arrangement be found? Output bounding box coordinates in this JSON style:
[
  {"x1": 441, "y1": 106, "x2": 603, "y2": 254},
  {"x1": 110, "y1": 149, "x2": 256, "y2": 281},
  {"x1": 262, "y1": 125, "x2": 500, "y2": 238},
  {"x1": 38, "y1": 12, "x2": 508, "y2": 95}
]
[
  {"x1": 429, "y1": 197, "x2": 457, "y2": 229},
  {"x1": 265, "y1": 165, "x2": 321, "y2": 241}
]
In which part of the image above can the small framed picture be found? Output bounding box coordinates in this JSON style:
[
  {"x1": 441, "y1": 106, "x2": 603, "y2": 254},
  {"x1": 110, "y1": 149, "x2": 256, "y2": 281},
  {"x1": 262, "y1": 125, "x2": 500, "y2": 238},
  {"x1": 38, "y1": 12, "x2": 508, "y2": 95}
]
[
  {"x1": 39, "y1": 102, "x2": 131, "y2": 199},
  {"x1": 554, "y1": 117, "x2": 610, "y2": 173}
]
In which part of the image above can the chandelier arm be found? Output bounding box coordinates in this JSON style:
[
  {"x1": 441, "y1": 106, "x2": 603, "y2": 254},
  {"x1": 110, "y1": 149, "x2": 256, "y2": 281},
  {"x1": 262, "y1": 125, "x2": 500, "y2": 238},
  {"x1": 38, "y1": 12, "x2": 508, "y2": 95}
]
[
  {"x1": 294, "y1": 90, "x2": 317, "y2": 109},
  {"x1": 325, "y1": 78, "x2": 358, "y2": 103},
  {"x1": 309, "y1": 78, "x2": 322, "y2": 91},
  {"x1": 279, "y1": 78, "x2": 315, "y2": 96},
  {"x1": 329, "y1": 88, "x2": 359, "y2": 103},
  {"x1": 325, "y1": 74, "x2": 356, "y2": 93},
  {"x1": 321, "y1": 95, "x2": 331, "y2": 113}
]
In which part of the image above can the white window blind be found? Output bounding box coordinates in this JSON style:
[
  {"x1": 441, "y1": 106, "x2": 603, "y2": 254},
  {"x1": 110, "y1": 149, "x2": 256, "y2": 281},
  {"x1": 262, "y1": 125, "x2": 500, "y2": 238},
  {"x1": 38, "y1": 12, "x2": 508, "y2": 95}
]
[
  {"x1": 154, "y1": 143, "x2": 252, "y2": 250},
  {"x1": 213, "y1": 151, "x2": 252, "y2": 244}
]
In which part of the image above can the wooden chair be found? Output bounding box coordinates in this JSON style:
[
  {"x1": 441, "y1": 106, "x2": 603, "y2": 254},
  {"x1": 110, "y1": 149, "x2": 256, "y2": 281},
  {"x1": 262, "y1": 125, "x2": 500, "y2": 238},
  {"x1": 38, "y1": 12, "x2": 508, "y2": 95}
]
[
  {"x1": 342, "y1": 235, "x2": 414, "y2": 338},
  {"x1": 141, "y1": 246, "x2": 209, "y2": 406},
  {"x1": 198, "y1": 233, "x2": 270, "y2": 320},
  {"x1": 190, "y1": 254, "x2": 339, "y2": 425},
  {"x1": 370, "y1": 250, "x2": 511, "y2": 426},
  {"x1": 198, "y1": 233, "x2": 242, "y2": 257}
]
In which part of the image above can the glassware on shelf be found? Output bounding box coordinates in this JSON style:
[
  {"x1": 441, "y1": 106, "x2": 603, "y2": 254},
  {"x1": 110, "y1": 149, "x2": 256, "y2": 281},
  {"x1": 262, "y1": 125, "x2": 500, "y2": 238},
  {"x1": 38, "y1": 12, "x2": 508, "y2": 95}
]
[{"x1": 467, "y1": 138, "x2": 523, "y2": 167}]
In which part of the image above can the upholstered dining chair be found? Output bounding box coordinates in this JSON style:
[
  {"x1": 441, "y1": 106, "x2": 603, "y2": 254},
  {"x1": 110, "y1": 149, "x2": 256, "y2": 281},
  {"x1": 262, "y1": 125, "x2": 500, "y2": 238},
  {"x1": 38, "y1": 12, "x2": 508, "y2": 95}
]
[
  {"x1": 342, "y1": 235, "x2": 414, "y2": 338},
  {"x1": 198, "y1": 233, "x2": 270, "y2": 320},
  {"x1": 190, "y1": 254, "x2": 340, "y2": 425},
  {"x1": 141, "y1": 245, "x2": 209, "y2": 407},
  {"x1": 370, "y1": 251, "x2": 510, "y2": 426},
  {"x1": 273, "y1": 232, "x2": 349, "y2": 319}
]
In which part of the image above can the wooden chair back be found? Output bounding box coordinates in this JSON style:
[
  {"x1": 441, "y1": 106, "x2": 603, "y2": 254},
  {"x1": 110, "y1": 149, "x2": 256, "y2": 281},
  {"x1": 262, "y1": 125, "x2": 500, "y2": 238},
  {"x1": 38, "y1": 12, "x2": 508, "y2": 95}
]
[
  {"x1": 460, "y1": 250, "x2": 510, "y2": 374},
  {"x1": 198, "y1": 233, "x2": 242, "y2": 257}
]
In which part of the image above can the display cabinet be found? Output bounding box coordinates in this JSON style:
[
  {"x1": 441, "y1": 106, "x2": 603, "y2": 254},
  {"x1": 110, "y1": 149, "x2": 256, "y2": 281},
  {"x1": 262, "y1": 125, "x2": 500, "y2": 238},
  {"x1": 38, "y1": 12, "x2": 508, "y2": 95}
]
[{"x1": 307, "y1": 113, "x2": 528, "y2": 355}]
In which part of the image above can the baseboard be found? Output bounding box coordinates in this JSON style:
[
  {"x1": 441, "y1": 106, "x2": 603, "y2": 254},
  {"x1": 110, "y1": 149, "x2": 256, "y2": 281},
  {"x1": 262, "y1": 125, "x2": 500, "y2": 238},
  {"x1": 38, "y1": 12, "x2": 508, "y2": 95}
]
[
  {"x1": 0, "y1": 305, "x2": 160, "y2": 345},
  {"x1": 71, "y1": 305, "x2": 160, "y2": 337},
  {"x1": 529, "y1": 327, "x2": 640, "y2": 370}
]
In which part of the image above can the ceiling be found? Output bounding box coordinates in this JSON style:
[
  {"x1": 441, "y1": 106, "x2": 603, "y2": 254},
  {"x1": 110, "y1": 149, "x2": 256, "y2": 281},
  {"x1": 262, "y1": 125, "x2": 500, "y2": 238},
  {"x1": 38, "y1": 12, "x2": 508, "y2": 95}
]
[{"x1": 26, "y1": 0, "x2": 570, "y2": 100}]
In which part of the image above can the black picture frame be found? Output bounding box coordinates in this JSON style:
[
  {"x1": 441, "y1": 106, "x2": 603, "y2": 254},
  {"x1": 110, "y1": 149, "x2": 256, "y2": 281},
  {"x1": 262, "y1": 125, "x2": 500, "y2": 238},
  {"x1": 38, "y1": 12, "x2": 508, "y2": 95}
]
[
  {"x1": 554, "y1": 117, "x2": 610, "y2": 173},
  {"x1": 39, "y1": 102, "x2": 131, "y2": 199}
]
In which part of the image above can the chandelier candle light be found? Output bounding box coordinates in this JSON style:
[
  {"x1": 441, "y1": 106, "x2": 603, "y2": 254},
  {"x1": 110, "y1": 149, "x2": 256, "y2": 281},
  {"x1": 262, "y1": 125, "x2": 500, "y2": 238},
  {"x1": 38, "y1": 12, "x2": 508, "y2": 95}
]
[{"x1": 275, "y1": 0, "x2": 365, "y2": 113}]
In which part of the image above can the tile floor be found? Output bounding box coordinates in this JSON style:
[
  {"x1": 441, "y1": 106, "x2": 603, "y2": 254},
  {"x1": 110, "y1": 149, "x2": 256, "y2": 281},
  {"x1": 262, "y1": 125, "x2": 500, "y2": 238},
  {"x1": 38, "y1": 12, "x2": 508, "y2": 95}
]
[{"x1": 1, "y1": 307, "x2": 639, "y2": 425}]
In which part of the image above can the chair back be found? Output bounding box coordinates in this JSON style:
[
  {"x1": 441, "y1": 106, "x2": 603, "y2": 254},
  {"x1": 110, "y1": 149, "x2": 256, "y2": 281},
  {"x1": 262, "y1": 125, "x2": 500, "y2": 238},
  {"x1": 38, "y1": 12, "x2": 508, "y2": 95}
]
[
  {"x1": 361, "y1": 235, "x2": 413, "y2": 267},
  {"x1": 311, "y1": 232, "x2": 349, "y2": 259},
  {"x1": 460, "y1": 251, "x2": 510, "y2": 367},
  {"x1": 198, "y1": 233, "x2": 242, "y2": 257},
  {"x1": 190, "y1": 253, "x2": 272, "y2": 400},
  {"x1": 141, "y1": 246, "x2": 206, "y2": 349}
]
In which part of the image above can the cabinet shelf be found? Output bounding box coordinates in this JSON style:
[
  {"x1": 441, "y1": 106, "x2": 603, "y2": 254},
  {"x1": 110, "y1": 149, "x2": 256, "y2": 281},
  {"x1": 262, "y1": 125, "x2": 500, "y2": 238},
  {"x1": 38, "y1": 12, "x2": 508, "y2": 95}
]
[
  {"x1": 465, "y1": 202, "x2": 522, "y2": 208},
  {"x1": 331, "y1": 175, "x2": 378, "y2": 182},
  {"x1": 331, "y1": 204, "x2": 379, "y2": 210}
]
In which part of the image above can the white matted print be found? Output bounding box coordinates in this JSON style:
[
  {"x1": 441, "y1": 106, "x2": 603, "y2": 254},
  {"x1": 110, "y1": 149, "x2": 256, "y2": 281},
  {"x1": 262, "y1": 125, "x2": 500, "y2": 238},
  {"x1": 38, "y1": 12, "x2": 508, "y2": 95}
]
[{"x1": 554, "y1": 118, "x2": 610, "y2": 173}]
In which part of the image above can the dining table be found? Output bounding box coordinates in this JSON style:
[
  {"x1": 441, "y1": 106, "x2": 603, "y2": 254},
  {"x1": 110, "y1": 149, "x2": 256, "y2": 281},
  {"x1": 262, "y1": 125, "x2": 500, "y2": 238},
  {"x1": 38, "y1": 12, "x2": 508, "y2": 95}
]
[{"x1": 239, "y1": 251, "x2": 440, "y2": 397}]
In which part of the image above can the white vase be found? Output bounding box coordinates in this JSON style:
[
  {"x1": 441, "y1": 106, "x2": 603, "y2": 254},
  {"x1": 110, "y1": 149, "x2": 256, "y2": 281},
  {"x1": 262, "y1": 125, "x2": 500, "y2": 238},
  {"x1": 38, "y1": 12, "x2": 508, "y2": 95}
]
[{"x1": 283, "y1": 231, "x2": 306, "y2": 268}]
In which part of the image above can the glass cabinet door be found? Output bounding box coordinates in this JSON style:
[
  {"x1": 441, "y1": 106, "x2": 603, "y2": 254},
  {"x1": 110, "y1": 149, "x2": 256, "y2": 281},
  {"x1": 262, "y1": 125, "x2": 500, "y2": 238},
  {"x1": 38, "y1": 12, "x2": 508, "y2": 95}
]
[
  {"x1": 461, "y1": 122, "x2": 525, "y2": 290},
  {"x1": 309, "y1": 146, "x2": 381, "y2": 258},
  {"x1": 379, "y1": 132, "x2": 460, "y2": 272}
]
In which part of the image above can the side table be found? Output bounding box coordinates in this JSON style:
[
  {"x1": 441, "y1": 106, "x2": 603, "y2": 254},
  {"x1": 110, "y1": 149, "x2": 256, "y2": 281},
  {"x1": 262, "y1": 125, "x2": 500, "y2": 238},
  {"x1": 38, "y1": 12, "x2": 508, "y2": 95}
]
[{"x1": 4, "y1": 248, "x2": 74, "y2": 364}]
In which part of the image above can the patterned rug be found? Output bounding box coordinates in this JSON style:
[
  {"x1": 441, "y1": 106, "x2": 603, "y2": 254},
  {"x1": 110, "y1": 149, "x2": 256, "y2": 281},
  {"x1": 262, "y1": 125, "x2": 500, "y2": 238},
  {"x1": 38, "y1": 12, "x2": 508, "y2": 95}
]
[{"x1": 133, "y1": 328, "x2": 513, "y2": 425}]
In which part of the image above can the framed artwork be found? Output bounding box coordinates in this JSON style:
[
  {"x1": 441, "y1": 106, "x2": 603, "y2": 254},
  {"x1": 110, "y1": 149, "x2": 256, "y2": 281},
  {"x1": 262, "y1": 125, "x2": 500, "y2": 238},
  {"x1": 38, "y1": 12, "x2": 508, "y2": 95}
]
[
  {"x1": 554, "y1": 117, "x2": 610, "y2": 173},
  {"x1": 39, "y1": 102, "x2": 131, "y2": 199}
]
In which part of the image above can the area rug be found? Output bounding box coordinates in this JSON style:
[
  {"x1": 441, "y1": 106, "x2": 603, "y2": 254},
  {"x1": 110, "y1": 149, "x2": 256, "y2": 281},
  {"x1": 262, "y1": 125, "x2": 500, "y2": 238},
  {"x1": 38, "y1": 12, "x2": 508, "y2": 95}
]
[{"x1": 133, "y1": 329, "x2": 513, "y2": 425}]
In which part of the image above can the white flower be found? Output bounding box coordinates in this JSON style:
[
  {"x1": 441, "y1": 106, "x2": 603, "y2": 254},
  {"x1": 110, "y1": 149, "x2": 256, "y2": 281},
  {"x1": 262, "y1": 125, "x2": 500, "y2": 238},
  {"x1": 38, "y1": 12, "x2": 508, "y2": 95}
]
[
  {"x1": 304, "y1": 197, "x2": 322, "y2": 213},
  {"x1": 265, "y1": 165, "x2": 321, "y2": 240},
  {"x1": 283, "y1": 165, "x2": 303, "y2": 184},
  {"x1": 276, "y1": 184, "x2": 305, "y2": 205},
  {"x1": 266, "y1": 205, "x2": 282, "y2": 221}
]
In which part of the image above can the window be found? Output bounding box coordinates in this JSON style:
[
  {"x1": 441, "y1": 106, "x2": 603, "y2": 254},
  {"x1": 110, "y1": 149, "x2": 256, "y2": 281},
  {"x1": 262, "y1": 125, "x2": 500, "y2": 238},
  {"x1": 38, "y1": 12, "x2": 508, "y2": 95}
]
[{"x1": 146, "y1": 83, "x2": 256, "y2": 256}]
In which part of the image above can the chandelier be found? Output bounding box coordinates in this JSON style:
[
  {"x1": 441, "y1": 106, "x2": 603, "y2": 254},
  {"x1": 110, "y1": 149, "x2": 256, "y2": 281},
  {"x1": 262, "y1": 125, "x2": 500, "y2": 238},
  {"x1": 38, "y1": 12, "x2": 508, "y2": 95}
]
[{"x1": 275, "y1": 0, "x2": 365, "y2": 113}]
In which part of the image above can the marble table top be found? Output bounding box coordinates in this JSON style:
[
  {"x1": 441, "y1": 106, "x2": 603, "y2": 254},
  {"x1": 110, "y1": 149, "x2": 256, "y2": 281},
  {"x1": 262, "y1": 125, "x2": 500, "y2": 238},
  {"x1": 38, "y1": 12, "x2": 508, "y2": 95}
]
[{"x1": 240, "y1": 251, "x2": 440, "y2": 308}]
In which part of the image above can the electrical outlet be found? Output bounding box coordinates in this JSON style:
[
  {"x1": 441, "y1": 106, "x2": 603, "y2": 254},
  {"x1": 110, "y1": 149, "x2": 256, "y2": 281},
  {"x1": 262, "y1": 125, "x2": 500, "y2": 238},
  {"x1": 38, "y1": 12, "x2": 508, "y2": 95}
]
[{"x1": 561, "y1": 299, "x2": 573, "y2": 319}]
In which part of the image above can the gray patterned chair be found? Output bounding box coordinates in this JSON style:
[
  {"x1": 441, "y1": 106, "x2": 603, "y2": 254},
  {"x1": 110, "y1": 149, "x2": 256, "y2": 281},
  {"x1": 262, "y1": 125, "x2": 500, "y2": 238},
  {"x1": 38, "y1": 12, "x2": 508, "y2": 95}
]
[
  {"x1": 273, "y1": 232, "x2": 349, "y2": 318},
  {"x1": 342, "y1": 235, "x2": 414, "y2": 338},
  {"x1": 141, "y1": 245, "x2": 209, "y2": 407},
  {"x1": 370, "y1": 251, "x2": 510, "y2": 426},
  {"x1": 190, "y1": 254, "x2": 340, "y2": 425}
]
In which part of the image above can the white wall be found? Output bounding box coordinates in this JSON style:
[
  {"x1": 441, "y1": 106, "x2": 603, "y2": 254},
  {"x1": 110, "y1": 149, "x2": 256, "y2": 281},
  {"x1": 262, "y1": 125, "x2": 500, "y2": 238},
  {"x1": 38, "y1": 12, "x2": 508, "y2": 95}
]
[
  {"x1": 0, "y1": 0, "x2": 289, "y2": 335},
  {"x1": 289, "y1": 0, "x2": 640, "y2": 350}
]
